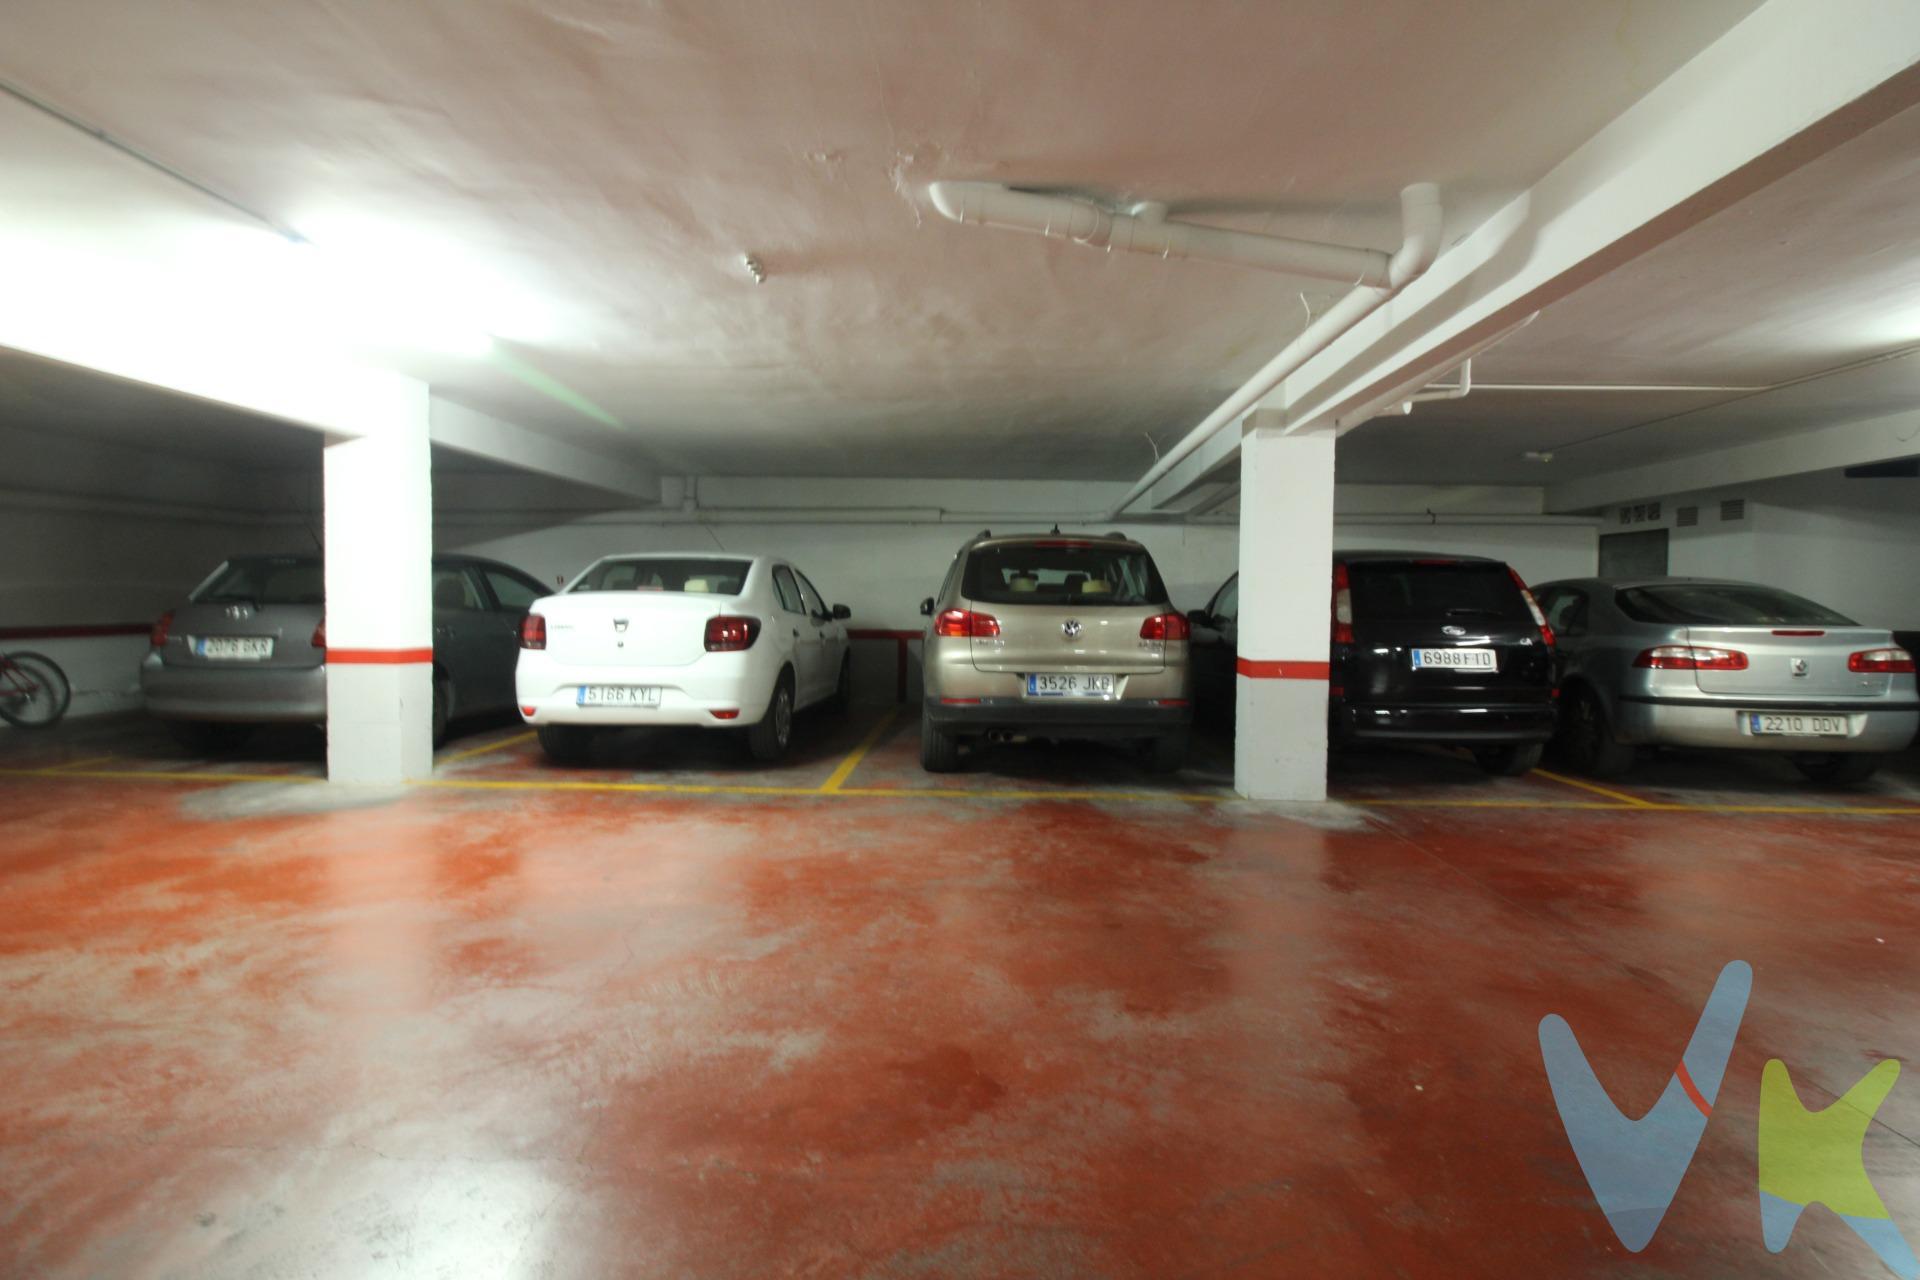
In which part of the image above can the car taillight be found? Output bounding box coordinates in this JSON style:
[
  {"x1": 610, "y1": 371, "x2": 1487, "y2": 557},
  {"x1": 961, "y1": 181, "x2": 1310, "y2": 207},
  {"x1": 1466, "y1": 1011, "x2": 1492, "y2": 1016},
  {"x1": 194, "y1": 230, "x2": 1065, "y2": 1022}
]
[
  {"x1": 519, "y1": 613, "x2": 546, "y2": 650},
  {"x1": 1634, "y1": 645, "x2": 1748, "y2": 671},
  {"x1": 935, "y1": 608, "x2": 1000, "y2": 638},
  {"x1": 150, "y1": 611, "x2": 173, "y2": 648},
  {"x1": 704, "y1": 615, "x2": 761, "y2": 652},
  {"x1": 1849, "y1": 647, "x2": 1915, "y2": 674},
  {"x1": 1508, "y1": 567, "x2": 1555, "y2": 647},
  {"x1": 1140, "y1": 612, "x2": 1190, "y2": 642},
  {"x1": 1331, "y1": 562, "x2": 1353, "y2": 645},
  {"x1": 310, "y1": 615, "x2": 326, "y2": 649}
]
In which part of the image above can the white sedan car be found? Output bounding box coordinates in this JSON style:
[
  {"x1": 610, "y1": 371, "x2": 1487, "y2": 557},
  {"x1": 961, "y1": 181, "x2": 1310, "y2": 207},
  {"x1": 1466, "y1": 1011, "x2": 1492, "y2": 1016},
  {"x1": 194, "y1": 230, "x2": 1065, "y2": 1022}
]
[{"x1": 516, "y1": 553, "x2": 852, "y2": 764}]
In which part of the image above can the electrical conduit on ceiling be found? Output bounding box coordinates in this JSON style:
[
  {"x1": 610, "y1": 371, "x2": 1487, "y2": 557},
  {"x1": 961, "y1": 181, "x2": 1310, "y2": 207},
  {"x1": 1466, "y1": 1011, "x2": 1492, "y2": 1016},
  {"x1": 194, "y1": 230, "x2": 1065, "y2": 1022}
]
[
  {"x1": 925, "y1": 182, "x2": 1395, "y2": 287},
  {"x1": 1099, "y1": 183, "x2": 1443, "y2": 519}
]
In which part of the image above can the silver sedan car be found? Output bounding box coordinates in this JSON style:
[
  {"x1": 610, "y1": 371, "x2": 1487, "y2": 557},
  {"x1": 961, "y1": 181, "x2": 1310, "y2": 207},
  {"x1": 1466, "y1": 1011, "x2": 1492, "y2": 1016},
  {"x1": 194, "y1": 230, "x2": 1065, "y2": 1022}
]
[
  {"x1": 142, "y1": 552, "x2": 548, "y2": 751},
  {"x1": 1532, "y1": 577, "x2": 1918, "y2": 783}
]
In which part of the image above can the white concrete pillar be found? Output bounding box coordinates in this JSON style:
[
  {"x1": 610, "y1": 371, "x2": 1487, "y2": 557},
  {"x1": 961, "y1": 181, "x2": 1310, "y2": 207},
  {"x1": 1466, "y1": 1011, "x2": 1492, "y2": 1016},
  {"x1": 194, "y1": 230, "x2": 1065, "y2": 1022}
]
[
  {"x1": 1234, "y1": 416, "x2": 1335, "y2": 801},
  {"x1": 323, "y1": 381, "x2": 434, "y2": 784}
]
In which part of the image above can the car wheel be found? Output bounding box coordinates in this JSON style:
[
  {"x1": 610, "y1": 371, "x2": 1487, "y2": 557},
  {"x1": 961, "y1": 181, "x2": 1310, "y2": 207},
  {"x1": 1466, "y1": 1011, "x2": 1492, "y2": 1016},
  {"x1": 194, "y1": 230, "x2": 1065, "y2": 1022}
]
[
  {"x1": 1792, "y1": 752, "x2": 1881, "y2": 785},
  {"x1": 165, "y1": 720, "x2": 255, "y2": 755},
  {"x1": 747, "y1": 673, "x2": 795, "y2": 762},
  {"x1": 536, "y1": 724, "x2": 595, "y2": 766},
  {"x1": 431, "y1": 675, "x2": 452, "y2": 749},
  {"x1": 1560, "y1": 687, "x2": 1634, "y2": 778},
  {"x1": 1146, "y1": 731, "x2": 1189, "y2": 775},
  {"x1": 1474, "y1": 742, "x2": 1544, "y2": 777},
  {"x1": 830, "y1": 656, "x2": 852, "y2": 716},
  {"x1": 920, "y1": 705, "x2": 960, "y2": 773}
]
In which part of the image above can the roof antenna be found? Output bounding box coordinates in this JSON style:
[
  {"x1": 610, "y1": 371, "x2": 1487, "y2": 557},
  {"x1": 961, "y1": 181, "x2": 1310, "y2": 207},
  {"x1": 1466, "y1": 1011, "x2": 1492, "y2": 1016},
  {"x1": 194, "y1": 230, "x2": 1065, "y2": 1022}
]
[{"x1": 1050, "y1": 523, "x2": 1061, "y2": 534}]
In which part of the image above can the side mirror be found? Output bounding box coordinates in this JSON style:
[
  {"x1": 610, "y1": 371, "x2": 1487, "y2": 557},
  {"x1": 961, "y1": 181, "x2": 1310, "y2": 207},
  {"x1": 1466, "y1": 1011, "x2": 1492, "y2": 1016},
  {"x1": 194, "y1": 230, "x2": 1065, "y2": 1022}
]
[
  {"x1": 919, "y1": 597, "x2": 935, "y2": 617},
  {"x1": 1186, "y1": 609, "x2": 1210, "y2": 628},
  {"x1": 831, "y1": 604, "x2": 852, "y2": 620}
]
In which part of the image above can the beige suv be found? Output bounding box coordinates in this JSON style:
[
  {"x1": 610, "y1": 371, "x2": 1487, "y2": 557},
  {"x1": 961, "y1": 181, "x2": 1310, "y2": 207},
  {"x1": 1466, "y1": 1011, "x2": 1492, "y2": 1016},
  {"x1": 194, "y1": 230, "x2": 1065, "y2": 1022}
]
[{"x1": 917, "y1": 531, "x2": 1193, "y2": 773}]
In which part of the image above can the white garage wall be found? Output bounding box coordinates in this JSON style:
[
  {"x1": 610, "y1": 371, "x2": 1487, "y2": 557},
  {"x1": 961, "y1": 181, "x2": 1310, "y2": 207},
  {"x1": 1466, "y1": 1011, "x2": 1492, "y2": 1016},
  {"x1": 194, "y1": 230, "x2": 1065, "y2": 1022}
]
[
  {"x1": 1602, "y1": 470, "x2": 1920, "y2": 631},
  {"x1": 0, "y1": 424, "x2": 318, "y2": 718}
]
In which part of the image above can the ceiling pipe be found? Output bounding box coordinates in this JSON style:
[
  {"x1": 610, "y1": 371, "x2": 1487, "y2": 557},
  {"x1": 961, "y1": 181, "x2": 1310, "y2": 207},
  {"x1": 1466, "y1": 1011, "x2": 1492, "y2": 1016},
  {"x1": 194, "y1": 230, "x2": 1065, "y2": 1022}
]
[
  {"x1": 926, "y1": 181, "x2": 1393, "y2": 288},
  {"x1": 1408, "y1": 359, "x2": 1471, "y2": 404},
  {"x1": 1103, "y1": 183, "x2": 1443, "y2": 519}
]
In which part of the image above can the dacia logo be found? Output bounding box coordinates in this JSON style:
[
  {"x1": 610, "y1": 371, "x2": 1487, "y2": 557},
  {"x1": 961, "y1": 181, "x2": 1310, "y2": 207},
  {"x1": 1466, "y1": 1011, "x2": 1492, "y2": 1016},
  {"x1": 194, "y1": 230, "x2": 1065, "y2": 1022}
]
[{"x1": 1540, "y1": 961, "x2": 1914, "y2": 1275}]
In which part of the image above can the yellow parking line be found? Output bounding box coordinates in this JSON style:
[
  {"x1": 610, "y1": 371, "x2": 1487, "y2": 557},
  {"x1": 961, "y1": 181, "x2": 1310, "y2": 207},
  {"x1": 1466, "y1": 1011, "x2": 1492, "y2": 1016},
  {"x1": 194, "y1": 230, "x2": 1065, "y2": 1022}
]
[
  {"x1": 818, "y1": 709, "x2": 899, "y2": 793},
  {"x1": 45, "y1": 755, "x2": 116, "y2": 772},
  {"x1": 3, "y1": 763, "x2": 1915, "y2": 817},
  {"x1": 0, "y1": 766, "x2": 323, "y2": 785},
  {"x1": 438, "y1": 731, "x2": 536, "y2": 764},
  {"x1": 1533, "y1": 767, "x2": 1655, "y2": 807}
]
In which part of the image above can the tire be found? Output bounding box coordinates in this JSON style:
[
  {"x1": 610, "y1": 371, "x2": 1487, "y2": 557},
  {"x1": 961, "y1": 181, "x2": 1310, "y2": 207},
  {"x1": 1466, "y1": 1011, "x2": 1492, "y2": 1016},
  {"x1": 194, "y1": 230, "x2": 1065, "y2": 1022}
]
[
  {"x1": 920, "y1": 705, "x2": 960, "y2": 773},
  {"x1": 747, "y1": 673, "x2": 795, "y2": 763},
  {"x1": 830, "y1": 656, "x2": 853, "y2": 716},
  {"x1": 431, "y1": 675, "x2": 452, "y2": 749},
  {"x1": 1474, "y1": 742, "x2": 1544, "y2": 777},
  {"x1": 1560, "y1": 686, "x2": 1634, "y2": 778},
  {"x1": 537, "y1": 724, "x2": 595, "y2": 766},
  {"x1": 165, "y1": 720, "x2": 256, "y2": 755},
  {"x1": 0, "y1": 651, "x2": 71, "y2": 727},
  {"x1": 1146, "y1": 731, "x2": 1189, "y2": 775},
  {"x1": 1792, "y1": 753, "x2": 1881, "y2": 785}
]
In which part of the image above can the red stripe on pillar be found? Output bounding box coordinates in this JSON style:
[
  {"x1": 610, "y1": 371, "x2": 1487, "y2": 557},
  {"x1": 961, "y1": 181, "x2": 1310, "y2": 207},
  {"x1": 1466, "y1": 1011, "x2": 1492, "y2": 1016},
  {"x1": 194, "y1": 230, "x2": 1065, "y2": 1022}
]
[
  {"x1": 1236, "y1": 658, "x2": 1332, "y2": 680},
  {"x1": 325, "y1": 647, "x2": 434, "y2": 665}
]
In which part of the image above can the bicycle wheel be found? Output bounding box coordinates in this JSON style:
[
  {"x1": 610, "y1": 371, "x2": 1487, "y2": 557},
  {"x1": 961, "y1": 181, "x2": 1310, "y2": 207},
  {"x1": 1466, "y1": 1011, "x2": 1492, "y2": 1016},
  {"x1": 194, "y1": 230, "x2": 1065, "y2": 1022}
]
[{"x1": 0, "y1": 651, "x2": 72, "y2": 727}]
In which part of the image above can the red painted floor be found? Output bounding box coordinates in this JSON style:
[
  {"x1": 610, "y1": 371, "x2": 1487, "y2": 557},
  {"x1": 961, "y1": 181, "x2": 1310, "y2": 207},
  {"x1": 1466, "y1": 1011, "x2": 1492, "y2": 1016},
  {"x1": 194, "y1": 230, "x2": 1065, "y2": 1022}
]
[{"x1": 1, "y1": 713, "x2": 1917, "y2": 1277}]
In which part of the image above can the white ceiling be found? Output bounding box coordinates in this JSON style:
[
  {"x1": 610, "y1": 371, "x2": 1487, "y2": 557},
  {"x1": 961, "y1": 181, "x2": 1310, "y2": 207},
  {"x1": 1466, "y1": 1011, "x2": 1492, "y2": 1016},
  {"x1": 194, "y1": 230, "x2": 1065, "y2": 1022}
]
[{"x1": 2, "y1": 0, "x2": 1794, "y2": 484}]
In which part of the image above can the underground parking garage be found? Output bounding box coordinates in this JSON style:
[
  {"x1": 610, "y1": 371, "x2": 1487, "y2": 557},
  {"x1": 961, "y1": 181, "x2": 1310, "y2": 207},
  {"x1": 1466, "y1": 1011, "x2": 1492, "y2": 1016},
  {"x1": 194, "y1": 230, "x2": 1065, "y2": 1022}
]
[{"x1": 4, "y1": 3, "x2": 1920, "y2": 1276}]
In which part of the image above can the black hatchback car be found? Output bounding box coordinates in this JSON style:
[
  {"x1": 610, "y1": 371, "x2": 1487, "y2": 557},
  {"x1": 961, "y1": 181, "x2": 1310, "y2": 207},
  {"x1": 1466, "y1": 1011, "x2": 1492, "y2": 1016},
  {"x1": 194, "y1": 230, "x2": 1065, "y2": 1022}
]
[{"x1": 1190, "y1": 551, "x2": 1559, "y2": 774}]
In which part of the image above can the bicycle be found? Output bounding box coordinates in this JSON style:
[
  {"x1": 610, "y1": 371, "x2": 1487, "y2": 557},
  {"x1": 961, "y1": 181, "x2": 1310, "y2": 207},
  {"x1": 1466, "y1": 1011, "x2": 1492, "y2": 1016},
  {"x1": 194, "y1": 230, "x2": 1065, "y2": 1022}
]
[{"x1": 0, "y1": 650, "x2": 71, "y2": 728}]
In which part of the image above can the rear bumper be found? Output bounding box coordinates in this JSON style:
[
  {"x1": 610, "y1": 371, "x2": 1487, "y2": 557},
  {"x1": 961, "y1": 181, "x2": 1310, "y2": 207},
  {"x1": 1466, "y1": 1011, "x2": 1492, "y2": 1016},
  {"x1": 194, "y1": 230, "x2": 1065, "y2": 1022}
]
[
  {"x1": 1334, "y1": 699, "x2": 1556, "y2": 745},
  {"x1": 1615, "y1": 696, "x2": 1918, "y2": 753},
  {"x1": 139, "y1": 654, "x2": 326, "y2": 723},
  {"x1": 516, "y1": 652, "x2": 777, "y2": 727},
  {"x1": 924, "y1": 696, "x2": 1191, "y2": 739}
]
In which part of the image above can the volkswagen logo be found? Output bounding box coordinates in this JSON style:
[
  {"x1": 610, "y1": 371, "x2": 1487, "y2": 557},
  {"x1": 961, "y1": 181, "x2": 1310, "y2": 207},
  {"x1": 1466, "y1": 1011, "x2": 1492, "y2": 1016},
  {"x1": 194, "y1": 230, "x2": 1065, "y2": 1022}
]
[
  {"x1": 1791, "y1": 657, "x2": 1810, "y2": 678},
  {"x1": 1062, "y1": 619, "x2": 1083, "y2": 640},
  {"x1": 613, "y1": 618, "x2": 629, "y2": 633},
  {"x1": 224, "y1": 604, "x2": 251, "y2": 620}
]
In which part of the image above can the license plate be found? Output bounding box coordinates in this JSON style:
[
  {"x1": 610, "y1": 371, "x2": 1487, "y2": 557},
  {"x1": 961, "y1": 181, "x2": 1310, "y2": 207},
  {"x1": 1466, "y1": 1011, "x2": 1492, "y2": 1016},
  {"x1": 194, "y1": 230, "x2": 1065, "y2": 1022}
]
[
  {"x1": 1748, "y1": 712, "x2": 1848, "y2": 737},
  {"x1": 195, "y1": 636, "x2": 273, "y2": 661},
  {"x1": 1411, "y1": 647, "x2": 1496, "y2": 671},
  {"x1": 577, "y1": 685, "x2": 662, "y2": 707},
  {"x1": 1025, "y1": 673, "x2": 1116, "y2": 699}
]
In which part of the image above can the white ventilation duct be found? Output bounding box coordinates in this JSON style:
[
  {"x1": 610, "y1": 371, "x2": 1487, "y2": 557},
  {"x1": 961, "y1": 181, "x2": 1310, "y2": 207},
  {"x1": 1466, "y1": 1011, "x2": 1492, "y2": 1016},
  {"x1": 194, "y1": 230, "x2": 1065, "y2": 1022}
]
[
  {"x1": 1104, "y1": 183, "x2": 1443, "y2": 518},
  {"x1": 926, "y1": 181, "x2": 1393, "y2": 288}
]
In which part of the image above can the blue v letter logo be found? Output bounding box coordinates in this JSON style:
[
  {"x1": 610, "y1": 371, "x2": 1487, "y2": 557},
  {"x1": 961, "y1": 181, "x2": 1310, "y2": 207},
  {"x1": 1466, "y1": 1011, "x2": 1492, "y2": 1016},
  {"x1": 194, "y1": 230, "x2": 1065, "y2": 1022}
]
[{"x1": 1539, "y1": 961, "x2": 1752, "y2": 1250}]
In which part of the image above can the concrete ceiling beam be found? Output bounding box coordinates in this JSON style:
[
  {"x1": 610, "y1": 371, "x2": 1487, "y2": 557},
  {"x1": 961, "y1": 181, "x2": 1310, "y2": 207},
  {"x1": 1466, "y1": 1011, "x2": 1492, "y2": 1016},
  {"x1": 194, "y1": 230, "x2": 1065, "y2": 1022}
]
[
  {"x1": 427, "y1": 398, "x2": 660, "y2": 503},
  {"x1": 1137, "y1": 0, "x2": 1920, "y2": 512}
]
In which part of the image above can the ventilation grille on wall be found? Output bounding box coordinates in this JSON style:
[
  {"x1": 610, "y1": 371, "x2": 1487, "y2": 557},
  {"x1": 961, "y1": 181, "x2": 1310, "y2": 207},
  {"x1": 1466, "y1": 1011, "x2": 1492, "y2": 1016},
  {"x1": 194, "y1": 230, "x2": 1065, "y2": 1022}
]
[
  {"x1": 1676, "y1": 505, "x2": 1699, "y2": 528},
  {"x1": 1720, "y1": 498, "x2": 1746, "y2": 522}
]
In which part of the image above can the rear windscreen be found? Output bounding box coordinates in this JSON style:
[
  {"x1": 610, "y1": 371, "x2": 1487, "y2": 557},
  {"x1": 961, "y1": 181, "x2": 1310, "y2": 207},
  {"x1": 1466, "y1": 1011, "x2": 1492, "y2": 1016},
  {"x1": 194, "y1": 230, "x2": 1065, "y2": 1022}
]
[
  {"x1": 570, "y1": 557, "x2": 749, "y2": 595},
  {"x1": 1347, "y1": 562, "x2": 1529, "y2": 623},
  {"x1": 192, "y1": 558, "x2": 325, "y2": 606},
  {"x1": 963, "y1": 543, "x2": 1167, "y2": 607},
  {"x1": 1615, "y1": 584, "x2": 1856, "y2": 627}
]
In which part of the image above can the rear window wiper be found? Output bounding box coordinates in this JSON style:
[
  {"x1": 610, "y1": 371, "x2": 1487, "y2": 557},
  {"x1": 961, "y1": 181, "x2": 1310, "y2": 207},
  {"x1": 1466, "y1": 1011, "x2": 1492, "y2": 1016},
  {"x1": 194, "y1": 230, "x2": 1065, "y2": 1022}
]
[
  {"x1": 1442, "y1": 606, "x2": 1505, "y2": 617},
  {"x1": 196, "y1": 594, "x2": 261, "y2": 608}
]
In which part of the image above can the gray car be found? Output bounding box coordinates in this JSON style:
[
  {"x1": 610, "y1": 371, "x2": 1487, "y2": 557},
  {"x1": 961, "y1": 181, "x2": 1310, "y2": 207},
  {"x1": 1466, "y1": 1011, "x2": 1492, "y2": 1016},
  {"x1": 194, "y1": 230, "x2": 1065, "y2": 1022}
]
[
  {"x1": 142, "y1": 552, "x2": 549, "y2": 751},
  {"x1": 1532, "y1": 576, "x2": 1918, "y2": 783}
]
